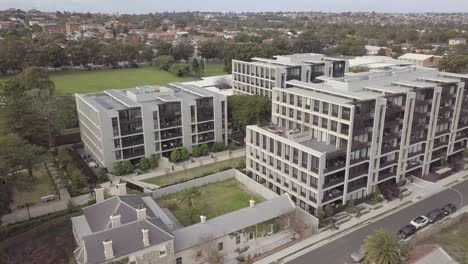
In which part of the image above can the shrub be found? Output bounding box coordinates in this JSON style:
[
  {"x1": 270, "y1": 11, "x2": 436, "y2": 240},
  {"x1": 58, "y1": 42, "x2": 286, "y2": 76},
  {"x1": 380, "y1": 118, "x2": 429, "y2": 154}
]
[
  {"x1": 123, "y1": 161, "x2": 134, "y2": 174},
  {"x1": 113, "y1": 162, "x2": 124, "y2": 176},
  {"x1": 211, "y1": 141, "x2": 226, "y2": 153},
  {"x1": 149, "y1": 154, "x2": 159, "y2": 169},
  {"x1": 152, "y1": 55, "x2": 175, "y2": 71},
  {"x1": 170, "y1": 149, "x2": 181, "y2": 163},
  {"x1": 200, "y1": 143, "x2": 209, "y2": 156},
  {"x1": 139, "y1": 158, "x2": 150, "y2": 171},
  {"x1": 169, "y1": 63, "x2": 192, "y2": 77},
  {"x1": 180, "y1": 147, "x2": 190, "y2": 161},
  {"x1": 192, "y1": 145, "x2": 201, "y2": 157},
  {"x1": 324, "y1": 204, "x2": 335, "y2": 217}
]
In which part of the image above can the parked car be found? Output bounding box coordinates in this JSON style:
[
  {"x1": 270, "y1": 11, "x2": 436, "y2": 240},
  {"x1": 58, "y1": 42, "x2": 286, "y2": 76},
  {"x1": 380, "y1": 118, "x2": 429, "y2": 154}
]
[
  {"x1": 410, "y1": 215, "x2": 429, "y2": 229},
  {"x1": 442, "y1": 203, "x2": 457, "y2": 216},
  {"x1": 398, "y1": 224, "x2": 417, "y2": 239},
  {"x1": 426, "y1": 208, "x2": 445, "y2": 223},
  {"x1": 350, "y1": 247, "x2": 367, "y2": 263}
]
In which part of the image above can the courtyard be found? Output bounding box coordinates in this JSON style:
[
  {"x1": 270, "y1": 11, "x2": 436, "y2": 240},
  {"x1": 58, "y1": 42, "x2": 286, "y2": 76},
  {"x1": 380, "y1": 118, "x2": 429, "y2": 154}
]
[
  {"x1": 11, "y1": 167, "x2": 55, "y2": 208},
  {"x1": 155, "y1": 178, "x2": 265, "y2": 226}
]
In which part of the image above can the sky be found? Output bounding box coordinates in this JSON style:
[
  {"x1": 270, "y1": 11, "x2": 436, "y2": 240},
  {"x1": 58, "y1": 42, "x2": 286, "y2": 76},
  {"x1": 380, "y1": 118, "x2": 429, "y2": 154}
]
[{"x1": 2, "y1": 0, "x2": 468, "y2": 14}]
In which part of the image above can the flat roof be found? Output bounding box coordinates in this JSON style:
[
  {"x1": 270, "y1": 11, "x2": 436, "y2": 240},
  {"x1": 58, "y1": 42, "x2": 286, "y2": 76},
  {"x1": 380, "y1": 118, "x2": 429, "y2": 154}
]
[
  {"x1": 287, "y1": 80, "x2": 378, "y2": 101},
  {"x1": 105, "y1": 89, "x2": 140, "y2": 108}
]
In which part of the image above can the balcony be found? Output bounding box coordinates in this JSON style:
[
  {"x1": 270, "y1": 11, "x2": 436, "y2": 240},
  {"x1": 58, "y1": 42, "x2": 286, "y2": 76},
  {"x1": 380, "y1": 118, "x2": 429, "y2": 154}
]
[
  {"x1": 386, "y1": 105, "x2": 404, "y2": 116},
  {"x1": 323, "y1": 176, "x2": 345, "y2": 189},
  {"x1": 160, "y1": 131, "x2": 183, "y2": 141},
  {"x1": 322, "y1": 189, "x2": 343, "y2": 203},
  {"x1": 435, "y1": 129, "x2": 450, "y2": 137},
  {"x1": 384, "y1": 118, "x2": 402, "y2": 128},
  {"x1": 380, "y1": 159, "x2": 397, "y2": 169},
  {"x1": 408, "y1": 149, "x2": 425, "y2": 158},
  {"x1": 350, "y1": 156, "x2": 369, "y2": 165},
  {"x1": 352, "y1": 141, "x2": 370, "y2": 151},
  {"x1": 348, "y1": 181, "x2": 367, "y2": 193},
  {"x1": 324, "y1": 160, "x2": 346, "y2": 173},
  {"x1": 160, "y1": 119, "x2": 182, "y2": 129},
  {"x1": 355, "y1": 112, "x2": 373, "y2": 121},
  {"x1": 382, "y1": 144, "x2": 399, "y2": 154},
  {"x1": 433, "y1": 141, "x2": 448, "y2": 149},
  {"x1": 406, "y1": 161, "x2": 422, "y2": 171},
  {"x1": 349, "y1": 170, "x2": 368, "y2": 180}
]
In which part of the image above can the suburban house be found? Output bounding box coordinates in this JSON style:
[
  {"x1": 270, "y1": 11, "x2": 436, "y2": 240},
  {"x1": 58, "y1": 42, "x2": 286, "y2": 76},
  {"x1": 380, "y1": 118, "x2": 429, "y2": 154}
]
[
  {"x1": 365, "y1": 45, "x2": 392, "y2": 56},
  {"x1": 71, "y1": 185, "x2": 299, "y2": 264},
  {"x1": 448, "y1": 38, "x2": 467, "y2": 47},
  {"x1": 75, "y1": 84, "x2": 227, "y2": 171},
  {"x1": 232, "y1": 53, "x2": 348, "y2": 98},
  {"x1": 398, "y1": 53, "x2": 440, "y2": 67}
]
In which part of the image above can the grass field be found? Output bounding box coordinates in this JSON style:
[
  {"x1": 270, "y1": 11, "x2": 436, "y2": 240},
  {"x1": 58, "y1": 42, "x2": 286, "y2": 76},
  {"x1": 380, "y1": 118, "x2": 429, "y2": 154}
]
[
  {"x1": 12, "y1": 167, "x2": 55, "y2": 207},
  {"x1": 156, "y1": 178, "x2": 264, "y2": 226},
  {"x1": 142, "y1": 156, "x2": 245, "y2": 187},
  {"x1": 427, "y1": 216, "x2": 468, "y2": 262},
  {"x1": 0, "y1": 63, "x2": 225, "y2": 95}
]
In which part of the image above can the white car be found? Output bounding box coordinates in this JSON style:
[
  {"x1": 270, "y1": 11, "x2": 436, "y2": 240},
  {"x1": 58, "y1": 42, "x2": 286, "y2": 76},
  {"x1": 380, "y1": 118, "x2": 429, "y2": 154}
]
[{"x1": 410, "y1": 216, "x2": 429, "y2": 229}]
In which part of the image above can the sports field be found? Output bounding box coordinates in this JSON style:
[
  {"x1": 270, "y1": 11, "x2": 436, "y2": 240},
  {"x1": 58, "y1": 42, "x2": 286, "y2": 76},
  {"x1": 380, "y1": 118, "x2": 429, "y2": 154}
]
[{"x1": 0, "y1": 63, "x2": 225, "y2": 95}]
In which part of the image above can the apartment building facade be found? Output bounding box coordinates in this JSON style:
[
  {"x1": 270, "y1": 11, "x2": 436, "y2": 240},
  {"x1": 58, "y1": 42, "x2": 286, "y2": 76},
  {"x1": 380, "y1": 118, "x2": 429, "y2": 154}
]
[
  {"x1": 232, "y1": 53, "x2": 348, "y2": 98},
  {"x1": 76, "y1": 84, "x2": 227, "y2": 170},
  {"x1": 245, "y1": 67, "x2": 468, "y2": 215}
]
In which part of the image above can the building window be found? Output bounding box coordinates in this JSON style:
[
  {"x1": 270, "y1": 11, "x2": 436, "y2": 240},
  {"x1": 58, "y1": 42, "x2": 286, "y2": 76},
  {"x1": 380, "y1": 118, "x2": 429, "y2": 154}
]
[
  {"x1": 159, "y1": 250, "x2": 166, "y2": 258},
  {"x1": 268, "y1": 224, "x2": 274, "y2": 235},
  {"x1": 249, "y1": 232, "x2": 255, "y2": 240},
  {"x1": 197, "y1": 251, "x2": 202, "y2": 257},
  {"x1": 218, "y1": 242, "x2": 223, "y2": 251},
  {"x1": 176, "y1": 257, "x2": 182, "y2": 264},
  {"x1": 236, "y1": 235, "x2": 241, "y2": 245}
]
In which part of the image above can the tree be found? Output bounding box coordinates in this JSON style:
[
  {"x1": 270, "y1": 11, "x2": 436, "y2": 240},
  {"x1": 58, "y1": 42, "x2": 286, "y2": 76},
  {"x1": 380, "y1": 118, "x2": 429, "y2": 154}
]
[
  {"x1": 148, "y1": 154, "x2": 159, "y2": 169},
  {"x1": 0, "y1": 133, "x2": 45, "y2": 179},
  {"x1": 113, "y1": 162, "x2": 124, "y2": 176},
  {"x1": 123, "y1": 160, "x2": 134, "y2": 174},
  {"x1": 97, "y1": 168, "x2": 108, "y2": 183},
  {"x1": 154, "y1": 40, "x2": 173, "y2": 56},
  {"x1": 293, "y1": 31, "x2": 324, "y2": 53},
  {"x1": 170, "y1": 149, "x2": 181, "y2": 163},
  {"x1": 179, "y1": 187, "x2": 201, "y2": 224},
  {"x1": 315, "y1": 208, "x2": 326, "y2": 220},
  {"x1": 223, "y1": 42, "x2": 280, "y2": 73},
  {"x1": 324, "y1": 204, "x2": 335, "y2": 218},
  {"x1": 439, "y1": 54, "x2": 468, "y2": 73},
  {"x1": 57, "y1": 146, "x2": 72, "y2": 168},
  {"x1": 227, "y1": 95, "x2": 272, "y2": 133},
  {"x1": 198, "y1": 39, "x2": 224, "y2": 59},
  {"x1": 171, "y1": 39, "x2": 194, "y2": 61},
  {"x1": 180, "y1": 147, "x2": 190, "y2": 161},
  {"x1": 192, "y1": 145, "x2": 201, "y2": 158},
  {"x1": 191, "y1": 58, "x2": 202, "y2": 78},
  {"x1": 363, "y1": 229, "x2": 407, "y2": 264},
  {"x1": 152, "y1": 55, "x2": 175, "y2": 71},
  {"x1": 200, "y1": 144, "x2": 209, "y2": 156},
  {"x1": 139, "y1": 158, "x2": 150, "y2": 171},
  {"x1": 211, "y1": 141, "x2": 226, "y2": 153},
  {"x1": 378, "y1": 48, "x2": 387, "y2": 56},
  {"x1": 169, "y1": 63, "x2": 192, "y2": 77}
]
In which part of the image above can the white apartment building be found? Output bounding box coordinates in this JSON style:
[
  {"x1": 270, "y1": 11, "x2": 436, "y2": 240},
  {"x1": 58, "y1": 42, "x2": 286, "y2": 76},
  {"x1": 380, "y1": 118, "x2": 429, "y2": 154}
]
[
  {"x1": 76, "y1": 83, "x2": 227, "y2": 170},
  {"x1": 232, "y1": 53, "x2": 348, "y2": 98},
  {"x1": 246, "y1": 66, "x2": 468, "y2": 215}
]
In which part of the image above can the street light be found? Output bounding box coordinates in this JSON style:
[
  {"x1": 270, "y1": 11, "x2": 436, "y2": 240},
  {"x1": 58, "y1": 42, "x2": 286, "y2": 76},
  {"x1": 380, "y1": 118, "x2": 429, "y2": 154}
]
[{"x1": 448, "y1": 187, "x2": 464, "y2": 216}]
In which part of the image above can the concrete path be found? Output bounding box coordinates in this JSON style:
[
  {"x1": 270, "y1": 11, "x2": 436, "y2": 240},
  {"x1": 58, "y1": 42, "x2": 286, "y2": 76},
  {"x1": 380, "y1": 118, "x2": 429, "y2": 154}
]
[
  {"x1": 122, "y1": 148, "x2": 245, "y2": 182},
  {"x1": 257, "y1": 169, "x2": 468, "y2": 264}
]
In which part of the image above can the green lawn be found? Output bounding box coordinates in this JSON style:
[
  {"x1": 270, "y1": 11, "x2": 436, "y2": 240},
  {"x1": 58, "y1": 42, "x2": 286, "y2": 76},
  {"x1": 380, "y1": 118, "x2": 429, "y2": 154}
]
[
  {"x1": 156, "y1": 178, "x2": 264, "y2": 226},
  {"x1": 12, "y1": 167, "x2": 55, "y2": 206},
  {"x1": 0, "y1": 63, "x2": 226, "y2": 95},
  {"x1": 427, "y1": 216, "x2": 468, "y2": 262},
  {"x1": 143, "y1": 156, "x2": 245, "y2": 187}
]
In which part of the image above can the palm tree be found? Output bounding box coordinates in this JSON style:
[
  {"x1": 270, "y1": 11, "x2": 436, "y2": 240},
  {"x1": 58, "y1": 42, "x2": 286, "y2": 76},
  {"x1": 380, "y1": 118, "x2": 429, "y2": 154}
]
[
  {"x1": 179, "y1": 188, "x2": 201, "y2": 208},
  {"x1": 363, "y1": 229, "x2": 407, "y2": 264}
]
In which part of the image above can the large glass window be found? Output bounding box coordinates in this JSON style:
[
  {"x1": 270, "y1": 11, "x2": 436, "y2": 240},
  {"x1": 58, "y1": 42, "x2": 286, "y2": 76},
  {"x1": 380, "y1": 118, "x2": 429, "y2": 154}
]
[
  {"x1": 196, "y1": 98, "x2": 214, "y2": 122},
  {"x1": 119, "y1": 108, "x2": 143, "y2": 136},
  {"x1": 159, "y1": 102, "x2": 182, "y2": 129}
]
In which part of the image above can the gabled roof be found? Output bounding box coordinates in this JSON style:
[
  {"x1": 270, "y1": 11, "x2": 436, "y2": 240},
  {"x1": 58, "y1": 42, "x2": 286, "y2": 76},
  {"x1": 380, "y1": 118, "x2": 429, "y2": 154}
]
[
  {"x1": 82, "y1": 195, "x2": 156, "y2": 232},
  {"x1": 80, "y1": 218, "x2": 174, "y2": 264},
  {"x1": 172, "y1": 194, "x2": 295, "y2": 252}
]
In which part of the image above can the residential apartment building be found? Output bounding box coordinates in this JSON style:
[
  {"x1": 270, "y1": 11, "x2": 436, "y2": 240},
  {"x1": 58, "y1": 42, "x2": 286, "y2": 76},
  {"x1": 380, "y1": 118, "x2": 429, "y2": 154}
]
[
  {"x1": 245, "y1": 66, "x2": 468, "y2": 215},
  {"x1": 75, "y1": 83, "x2": 227, "y2": 170},
  {"x1": 449, "y1": 38, "x2": 467, "y2": 47},
  {"x1": 232, "y1": 53, "x2": 348, "y2": 98}
]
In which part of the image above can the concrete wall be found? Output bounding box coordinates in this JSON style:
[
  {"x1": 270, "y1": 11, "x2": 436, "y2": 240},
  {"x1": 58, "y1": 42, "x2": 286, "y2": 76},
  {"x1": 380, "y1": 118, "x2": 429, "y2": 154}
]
[
  {"x1": 151, "y1": 170, "x2": 233, "y2": 199},
  {"x1": 294, "y1": 207, "x2": 319, "y2": 233},
  {"x1": 233, "y1": 170, "x2": 279, "y2": 200}
]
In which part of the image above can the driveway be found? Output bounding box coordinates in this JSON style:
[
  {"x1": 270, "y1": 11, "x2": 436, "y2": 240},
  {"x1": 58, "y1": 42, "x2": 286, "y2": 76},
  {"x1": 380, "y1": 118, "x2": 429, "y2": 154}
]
[{"x1": 288, "y1": 180, "x2": 467, "y2": 264}]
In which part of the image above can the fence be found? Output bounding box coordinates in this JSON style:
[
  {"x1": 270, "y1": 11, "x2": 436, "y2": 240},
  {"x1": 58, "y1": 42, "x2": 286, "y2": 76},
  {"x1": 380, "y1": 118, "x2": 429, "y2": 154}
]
[{"x1": 233, "y1": 170, "x2": 279, "y2": 200}]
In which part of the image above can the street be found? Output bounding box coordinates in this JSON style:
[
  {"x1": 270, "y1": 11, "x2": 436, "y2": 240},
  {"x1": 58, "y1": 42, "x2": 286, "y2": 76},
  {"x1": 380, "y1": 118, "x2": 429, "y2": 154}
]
[{"x1": 288, "y1": 180, "x2": 467, "y2": 264}]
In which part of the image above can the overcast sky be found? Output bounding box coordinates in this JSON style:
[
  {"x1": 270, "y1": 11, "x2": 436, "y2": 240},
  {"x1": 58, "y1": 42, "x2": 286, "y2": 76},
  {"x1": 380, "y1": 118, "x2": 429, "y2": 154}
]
[{"x1": 2, "y1": 0, "x2": 468, "y2": 14}]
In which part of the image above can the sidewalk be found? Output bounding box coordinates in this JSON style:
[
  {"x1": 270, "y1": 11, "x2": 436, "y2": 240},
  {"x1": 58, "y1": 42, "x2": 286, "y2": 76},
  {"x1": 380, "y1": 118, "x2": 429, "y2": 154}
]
[
  {"x1": 122, "y1": 148, "x2": 245, "y2": 182},
  {"x1": 256, "y1": 169, "x2": 468, "y2": 264}
]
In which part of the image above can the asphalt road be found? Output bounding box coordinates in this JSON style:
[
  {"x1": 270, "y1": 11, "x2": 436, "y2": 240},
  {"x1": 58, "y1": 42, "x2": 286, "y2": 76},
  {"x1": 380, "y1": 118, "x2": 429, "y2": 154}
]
[{"x1": 288, "y1": 179, "x2": 468, "y2": 264}]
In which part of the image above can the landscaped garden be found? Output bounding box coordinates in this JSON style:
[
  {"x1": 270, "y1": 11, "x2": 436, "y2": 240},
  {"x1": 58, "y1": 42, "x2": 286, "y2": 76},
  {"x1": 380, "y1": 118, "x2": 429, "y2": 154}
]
[
  {"x1": 155, "y1": 178, "x2": 264, "y2": 226},
  {"x1": 11, "y1": 167, "x2": 55, "y2": 207},
  {"x1": 143, "y1": 156, "x2": 245, "y2": 187}
]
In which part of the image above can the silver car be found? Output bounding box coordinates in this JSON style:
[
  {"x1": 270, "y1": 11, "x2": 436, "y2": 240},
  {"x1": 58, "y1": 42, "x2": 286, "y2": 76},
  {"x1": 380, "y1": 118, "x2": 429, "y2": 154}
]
[{"x1": 350, "y1": 247, "x2": 367, "y2": 263}]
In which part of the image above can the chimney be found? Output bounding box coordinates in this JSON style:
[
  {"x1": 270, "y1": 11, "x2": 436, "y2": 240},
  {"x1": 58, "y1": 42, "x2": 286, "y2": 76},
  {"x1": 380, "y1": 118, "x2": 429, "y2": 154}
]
[
  {"x1": 103, "y1": 239, "x2": 114, "y2": 260},
  {"x1": 110, "y1": 214, "x2": 121, "y2": 228},
  {"x1": 142, "y1": 228, "x2": 150, "y2": 247},
  {"x1": 200, "y1": 215, "x2": 207, "y2": 223},
  {"x1": 137, "y1": 206, "x2": 147, "y2": 220},
  {"x1": 249, "y1": 199, "x2": 256, "y2": 208},
  {"x1": 95, "y1": 187, "x2": 105, "y2": 203},
  {"x1": 117, "y1": 182, "x2": 127, "y2": 195}
]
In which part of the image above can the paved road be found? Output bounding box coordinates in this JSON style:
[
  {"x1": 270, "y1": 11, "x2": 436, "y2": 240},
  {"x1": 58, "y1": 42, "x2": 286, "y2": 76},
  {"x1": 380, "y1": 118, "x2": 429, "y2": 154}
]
[{"x1": 289, "y1": 180, "x2": 468, "y2": 264}]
